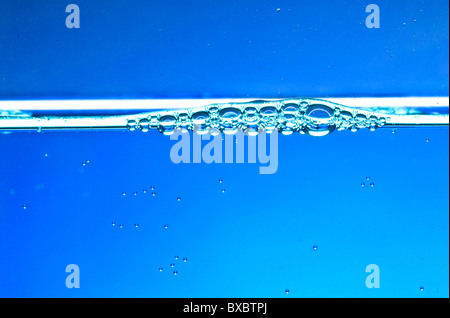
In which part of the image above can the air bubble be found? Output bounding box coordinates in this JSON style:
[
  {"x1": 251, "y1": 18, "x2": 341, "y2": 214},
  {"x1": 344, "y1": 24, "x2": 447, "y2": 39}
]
[
  {"x1": 134, "y1": 223, "x2": 139, "y2": 228},
  {"x1": 361, "y1": 183, "x2": 365, "y2": 187},
  {"x1": 164, "y1": 224, "x2": 168, "y2": 229},
  {"x1": 306, "y1": 104, "x2": 334, "y2": 119},
  {"x1": 138, "y1": 118, "x2": 150, "y2": 132},
  {"x1": 127, "y1": 120, "x2": 137, "y2": 131},
  {"x1": 23, "y1": 205, "x2": 27, "y2": 210},
  {"x1": 285, "y1": 289, "x2": 290, "y2": 294},
  {"x1": 370, "y1": 182, "x2": 375, "y2": 187},
  {"x1": 302, "y1": 104, "x2": 336, "y2": 136},
  {"x1": 158, "y1": 115, "x2": 177, "y2": 136},
  {"x1": 177, "y1": 197, "x2": 181, "y2": 202},
  {"x1": 219, "y1": 107, "x2": 242, "y2": 134},
  {"x1": 420, "y1": 286, "x2": 424, "y2": 291},
  {"x1": 313, "y1": 245, "x2": 318, "y2": 250},
  {"x1": 221, "y1": 189, "x2": 226, "y2": 193},
  {"x1": 299, "y1": 101, "x2": 309, "y2": 109},
  {"x1": 183, "y1": 257, "x2": 188, "y2": 262},
  {"x1": 173, "y1": 270, "x2": 178, "y2": 275},
  {"x1": 158, "y1": 267, "x2": 163, "y2": 272},
  {"x1": 112, "y1": 221, "x2": 116, "y2": 226},
  {"x1": 192, "y1": 111, "x2": 210, "y2": 135},
  {"x1": 170, "y1": 263, "x2": 175, "y2": 267}
]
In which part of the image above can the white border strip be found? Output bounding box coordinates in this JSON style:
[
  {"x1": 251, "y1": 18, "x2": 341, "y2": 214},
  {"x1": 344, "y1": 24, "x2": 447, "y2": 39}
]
[{"x1": 0, "y1": 97, "x2": 448, "y2": 110}]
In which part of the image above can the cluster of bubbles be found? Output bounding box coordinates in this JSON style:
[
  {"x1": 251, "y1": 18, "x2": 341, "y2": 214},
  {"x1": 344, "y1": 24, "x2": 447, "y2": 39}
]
[
  {"x1": 361, "y1": 176, "x2": 375, "y2": 188},
  {"x1": 126, "y1": 99, "x2": 389, "y2": 137},
  {"x1": 159, "y1": 255, "x2": 189, "y2": 276},
  {"x1": 122, "y1": 187, "x2": 156, "y2": 197}
]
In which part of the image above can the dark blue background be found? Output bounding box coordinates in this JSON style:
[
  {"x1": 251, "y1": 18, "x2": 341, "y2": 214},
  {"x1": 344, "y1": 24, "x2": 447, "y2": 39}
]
[{"x1": 0, "y1": 0, "x2": 448, "y2": 99}]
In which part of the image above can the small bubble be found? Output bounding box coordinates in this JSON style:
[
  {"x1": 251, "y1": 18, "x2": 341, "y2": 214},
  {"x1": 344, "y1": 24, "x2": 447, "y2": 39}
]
[
  {"x1": 151, "y1": 186, "x2": 155, "y2": 190},
  {"x1": 183, "y1": 257, "x2": 188, "y2": 263},
  {"x1": 143, "y1": 189, "x2": 147, "y2": 194},
  {"x1": 426, "y1": 138, "x2": 430, "y2": 142},
  {"x1": 158, "y1": 267, "x2": 163, "y2": 272},
  {"x1": 350, "y1": 126, "x2": 359, "y2": 132},
  {"x1": 22, "y1": 205, "x2": 27, "y2": 210},
  {"x1": 122, "y1": 192, "x2": 126, "y2": 196},
  {"x1": 370, "y1": 182, "x2": 375, "y2": 187},
  {"x1": 402, "y1": 22, "x2": 406, "y2": 26},
  {"x1": 170, "y1": 263, "x2": 175, "y2": 267},
  {"x1": 313, "y1": 245, "x2": 318, "y2": 250},
  {"x1": 112, "y1": 221, "x2": 116, "y2": 226},
  {"x1": 420, "y1": 286, "x2": 424, "y2": 291},
  {"x1": 285, "y1": 289, "x2": 290, "y2": 294},
  {"x1": 164, "y1": 225, "x2": 168, "y2": 229},
  {"x1": 276, "y1": 8, "x2": 281, "y2": 12},
  {"x1": 219, "y1": 179, "x2": 223, "y2": 183},
  {"x1": 177, "y1": 197, "x2": 181, "y2": 202},
  {"x1": 413, "y1": 19, "x2": 417, "y2": 22},
  {"x1": 392, "y1": 129, "x2": 396, "y2": 134},
  {"x1": 119, "y1": 224, "x2": 123, "y2": 229},
  {"x1": 133, "y1": 192, "x2": 138, "y2": 196},
  {"x1": 173, "y1": 270, "x2": 178, "y2": 276},
  {"x1": 366, "y1": 176, "x2": 370, "y2": 181},
  {"x1": 221, "y1": 189, "x2": 226, "y2": 193},
  {"x1": 127, "y1": 120, "x2": 137, "y2": 131},
  {"x1": 300, "y1": 101, "x2": 309, "y2": 109},
  {"x1": 82, "y1": 162, "x2": 86, "y2": 166},
  {"x1": 361, "y1": 183, "x2": 365, "y2": 187},
  {"x1": 86, "y1": 160, "x2": 90, "y2": 164},
  {"x1": 174, "y1": 256, "x2": 179, "y2": 260},
  {"x1": 134, "y1": 223, "x2": 139, "y2": 228},
  {"x1": 43, "y1": 153, "x2": 48, "y2": 157},
  {"x1": 152, "y1": 192, "x2": 156, "y2": 197}
]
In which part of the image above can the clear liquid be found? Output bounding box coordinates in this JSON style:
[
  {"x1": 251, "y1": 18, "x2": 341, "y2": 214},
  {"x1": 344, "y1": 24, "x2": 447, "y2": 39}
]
[{"x1": 1, "y1": 98, "x2": 448, "y2": 137}]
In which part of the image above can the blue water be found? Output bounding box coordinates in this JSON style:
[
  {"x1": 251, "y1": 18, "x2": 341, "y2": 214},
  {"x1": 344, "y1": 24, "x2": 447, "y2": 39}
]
[{"x1": 0, "y1": 0, "x2": 449, "y2": 298}]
